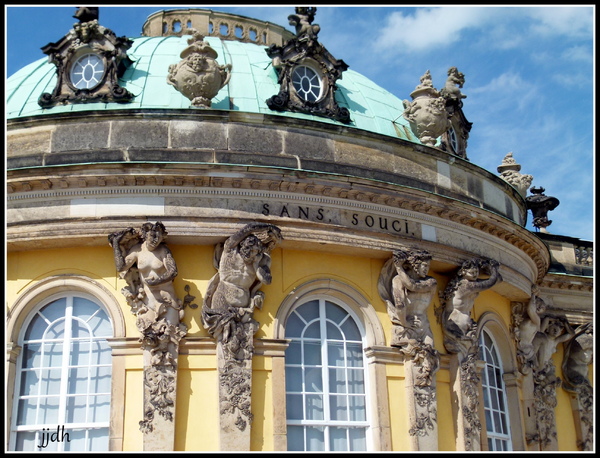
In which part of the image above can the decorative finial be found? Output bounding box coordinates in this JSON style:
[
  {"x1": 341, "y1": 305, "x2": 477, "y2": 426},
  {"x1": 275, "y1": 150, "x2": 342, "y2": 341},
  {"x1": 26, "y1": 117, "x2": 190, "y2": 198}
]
[
  {"x1": 73, "y1": 7, "x2": 99, "y2": 23},
  {"x1": 526, "y1": 186, "x2": 560, "y2": 232}
]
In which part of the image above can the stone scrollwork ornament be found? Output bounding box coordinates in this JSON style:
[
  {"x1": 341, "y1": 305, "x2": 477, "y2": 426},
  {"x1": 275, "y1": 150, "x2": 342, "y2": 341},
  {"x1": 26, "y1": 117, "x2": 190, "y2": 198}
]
[
  {"x1": 202, "y1": 222, "x2": 282, "y2": 450},
  {"x1": 109, "y1": 222, "x2": 186, "y2": 447},
  {"x1": 167, "y1": 30, "x2": 232, "y2": 108}
]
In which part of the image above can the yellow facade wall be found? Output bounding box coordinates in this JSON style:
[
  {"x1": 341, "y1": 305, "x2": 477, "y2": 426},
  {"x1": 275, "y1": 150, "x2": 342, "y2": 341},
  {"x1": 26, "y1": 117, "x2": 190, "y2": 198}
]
[{"x1": 6, "y1": 245, "x2": 591, "y2": 452}]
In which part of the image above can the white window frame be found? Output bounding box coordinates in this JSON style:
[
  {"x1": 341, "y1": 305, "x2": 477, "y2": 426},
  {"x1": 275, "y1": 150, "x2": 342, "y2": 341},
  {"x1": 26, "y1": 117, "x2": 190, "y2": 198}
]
[
  {"x1": 480, "y1": 328, "x2": 513, "y2": 451},
  {"x1": 284, "y1": 296, "x2": 371, "y2": 452},
  {"x1": 9, "y1": 292, "x2": 113, "y2": 452}
]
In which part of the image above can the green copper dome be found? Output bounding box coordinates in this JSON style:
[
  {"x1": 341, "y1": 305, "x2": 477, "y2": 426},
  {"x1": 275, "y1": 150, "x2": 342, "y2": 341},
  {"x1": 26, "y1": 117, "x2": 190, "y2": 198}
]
[{"x1": 6, "y1": 34, "x2": 419, "y2": 143}]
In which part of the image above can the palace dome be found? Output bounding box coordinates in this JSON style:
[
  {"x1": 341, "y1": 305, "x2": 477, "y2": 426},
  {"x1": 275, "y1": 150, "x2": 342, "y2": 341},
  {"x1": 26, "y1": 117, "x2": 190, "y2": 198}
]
[{"x1": 6, "y1": 31, "x2": 419, "y2": 144}]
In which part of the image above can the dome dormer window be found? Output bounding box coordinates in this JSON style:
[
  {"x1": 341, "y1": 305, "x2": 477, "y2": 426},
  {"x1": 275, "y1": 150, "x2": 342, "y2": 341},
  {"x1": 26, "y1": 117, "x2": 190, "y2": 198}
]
[{"x1": 69, "y1": 52, "x2": 105, "y2": 90}]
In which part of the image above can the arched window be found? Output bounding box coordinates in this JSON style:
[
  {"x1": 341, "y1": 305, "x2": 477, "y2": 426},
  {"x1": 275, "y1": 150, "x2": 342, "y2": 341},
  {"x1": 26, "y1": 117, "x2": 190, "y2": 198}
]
[
  {"x1": 479, "y1": 328, "x2": 513, "y2": 451},
  {"x1": 284, "y1": 298, "x2": 369, "y2": 451},
  {"x1": 10, "y1": 294, "x2": 113, "y2": 452}
]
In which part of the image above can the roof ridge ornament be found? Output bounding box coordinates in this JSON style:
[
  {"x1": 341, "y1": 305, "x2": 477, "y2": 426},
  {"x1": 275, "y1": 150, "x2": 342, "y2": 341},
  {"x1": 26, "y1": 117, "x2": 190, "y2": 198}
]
[
  {"x1": 265, "y1": 7, "x2": 351, "y2": 124},
  {"x1": 38, "y1": 7, "x2": 134, "y2": 108},
  {"x1": 526, "y1": 187, "x2": 560, "y2": 233}
]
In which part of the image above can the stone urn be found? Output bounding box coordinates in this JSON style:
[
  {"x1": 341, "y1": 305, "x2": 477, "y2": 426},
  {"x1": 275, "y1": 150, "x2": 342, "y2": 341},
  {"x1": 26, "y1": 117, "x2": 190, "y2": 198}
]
[
  {"x1": 403, "y1": 85, "x2": 450, "y2": 147},
  {"x1": 167, "y1": 32, "x2": 231, "y2": 108}
]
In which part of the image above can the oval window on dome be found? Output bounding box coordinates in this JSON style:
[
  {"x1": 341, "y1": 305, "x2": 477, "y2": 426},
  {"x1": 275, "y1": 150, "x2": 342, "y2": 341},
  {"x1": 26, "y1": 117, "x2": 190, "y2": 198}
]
[
  {"x1": 69, "y1": 53, "x2": 105, "y2": 90},
  {"x1": 448, "y1": 127, "x2": 458, "y2": 152},
  {"x1": 292, "y1": 65, "x2": 323, "y2": 102}
]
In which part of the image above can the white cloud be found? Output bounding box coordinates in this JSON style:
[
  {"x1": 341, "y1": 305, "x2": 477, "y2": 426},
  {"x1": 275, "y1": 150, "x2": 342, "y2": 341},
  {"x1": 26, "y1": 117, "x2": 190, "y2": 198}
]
[
  {"x1": 526, "y1": 6, "x2": 593, "y2": 38},
  {"x1": 375, "y1": 7, "x2": 492, "y2": 52}
]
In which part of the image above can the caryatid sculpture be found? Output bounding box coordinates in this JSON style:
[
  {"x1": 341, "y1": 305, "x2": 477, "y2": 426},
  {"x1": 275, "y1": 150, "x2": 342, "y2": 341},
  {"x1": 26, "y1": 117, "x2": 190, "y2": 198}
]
[
  {"x1": 378, "y1": 247, "x2": 440, "y2": 442},
  {"x1": 201, "y1": 222, "x2": 282, "y2": 445},
  {"x1": 437, "y1": 257, "x2": 502, "y2": 451},
  {"x1": 512, "y1": 284, "x2": 548, "y2": 374},
  {"x1": 109, "y1": 222, "x2": 187, "y2": 441},
  {"x1": 438, "y1": 258, "x2": 502, "y2": 358}
]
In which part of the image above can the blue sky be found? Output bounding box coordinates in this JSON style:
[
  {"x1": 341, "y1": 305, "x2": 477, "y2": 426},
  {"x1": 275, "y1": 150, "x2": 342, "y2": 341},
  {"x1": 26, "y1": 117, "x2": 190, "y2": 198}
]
[{"x1": 5, "y1": 5, "x2": 595, "y2": 241}]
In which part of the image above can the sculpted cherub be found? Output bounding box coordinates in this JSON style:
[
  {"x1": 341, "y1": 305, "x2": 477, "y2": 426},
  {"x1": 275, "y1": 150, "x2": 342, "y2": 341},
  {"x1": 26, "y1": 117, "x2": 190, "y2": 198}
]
[{"x1": 439, "y1": 258, "x2": 502, "y2": 357}]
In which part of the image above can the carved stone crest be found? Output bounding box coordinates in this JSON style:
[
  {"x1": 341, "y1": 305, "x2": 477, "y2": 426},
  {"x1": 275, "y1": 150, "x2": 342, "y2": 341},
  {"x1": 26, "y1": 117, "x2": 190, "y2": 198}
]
[
  {"x1": 167, "y1": 31, "x2": 232, "y2": 108},
  {"x1": 38, "y1": 7, "x2": 134, "y2": 108},
  {"x1": 265, "y1": 7, "x2": 350, "y2": 123}
]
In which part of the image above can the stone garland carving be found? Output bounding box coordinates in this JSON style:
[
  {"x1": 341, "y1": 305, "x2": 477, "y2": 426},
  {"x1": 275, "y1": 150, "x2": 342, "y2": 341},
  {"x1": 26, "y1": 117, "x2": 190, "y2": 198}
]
[
  {"x1": 497, "y1": 152, "x2": 534, "y2": 197},
  {"x1": 202, "y1": 223, "x2": 282, "y2": 434},
  {"x1": 109, "y1": 222, "x2": 187, "y2": 434},
  {"x1": 527, "y1": 315, "x2": 575, "y2": 448},
  {"x1": 437, "y1": 257, "x2": 502, "y2": 451},
  {"x1": 561, "y1": 323, "x2": 593, "y2": 451},
  {"x1": 378, "y1": 247, "x2": 439, "y2": 438},
  {"x1": 167, "y1": 30, "x2": 232, "y2": 108},
  {"x1": 265, "y1": 7, "x2": 351, "y2": 123}
]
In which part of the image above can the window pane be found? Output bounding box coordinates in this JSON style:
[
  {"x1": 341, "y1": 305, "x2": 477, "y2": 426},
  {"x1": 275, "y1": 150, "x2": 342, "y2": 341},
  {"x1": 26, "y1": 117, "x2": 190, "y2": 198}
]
[
  {"x1": 17, "y1": 398, "x2": 37, "y2": 425},
  {"x1": 286, "y1": 341, "x2": 302, "y2": 364},
  {"x1": 327, "y1": 341, "x2": 345, "y2": 366},
  {"x1": 341, "y1": 318, "x2": 361, "y2": 341},
  {"x1": 286, "y1": 366, "x2": 302, "y2": 392},
  {"x1": 303, "y1": 341, "x2": 321, "y2": 365},
  {"x1": 71, "y1": 341, "x2": 91, "y2": 366},
  {"x1": 285, "y1": 313, "x2": 304, "y2": 338},
  {"x1": 39, "y1": 299, "x2": 67, "y2": 325},
  {"x1": 90, "y1": 366, "x2": 111, "y2": 393},
  {"x1": 297, "y1": 300, "x2": 319, "y2": 323},
  {"x1": 287, "y1": 425, "x2": 304, "y2": 451},
  {"x1": 304, "y1": 322, "x2": 321, "y2": 339},
  {"x1": 349, "y1": 396, "x2": 366, "y2": 421},
  {"x1": 349, "y1": 427, "x2": 367, "y2": 451},
  {"x1": 24, "y1": 314, "x2": 47, "y2": 340},
  {"x1": 329, "y1": 394, "x2": 348, "y2": 421},
  {"x1": 22, "y1": 343, "x2": 42, "y2": 368},
  {"x1": 89, "y1": 395, "x2": 110, "y2": 422},
  {"x1": 346, "y1": 343, "x2": 364, "y2": 367},
  {"x1": 329, "y1": 368, "x2": 347, "y2": 393},
  {"x1": 325, "y1": 301, "x2": 347, "y2": 324},
  {"x1": 305, "y1": 366, "x2": 323, "y2": 393},
  {"x1": 347, "y1": 368, "x2": 365, "y2": 394},
  {"x1": 305, "y1": 426, "x2": 325, "y2": 451},
  {"x1": 329, "y1": 427, "x2": 347, "y2": 451},
  {"x1": 15, "y1": 431, "x2": 36, "y2": 451},
  {"x1": 45, "y1": 320, "x2": 66, "y2": 340},
  {"x1": 66, "y1": 395, "x2": 87, "y2": 423},
  {"x1": 326, "y1": 322, "x2": 343, "y2": 340},
  {"x1": 68, "y1": 367, "x2": 90, "y2": 394},
  {"x1": 71, "y1": 318, "x2": 91, "y2": 339},
  {"x1": 20, "y1": 369, "x2": 40, "y2": 396},
  {"x1": 286, "y1": 394, "x2": 303, "y2": 420},
  {"x1": 306, "y1": 394, "x2": 324, "y2": 420},
  {"x1": 63, "y1": 429, "x2": 86, "y2": 451},
  {"x1": 39, "y1": 396, "x2": 60, "y2": 424},
  {"x1": 41, "y1": 368, "x2": 62, "y2": 395},
  {"x1": 43, "y1": 342, "x2": 63, "y2": 367}
]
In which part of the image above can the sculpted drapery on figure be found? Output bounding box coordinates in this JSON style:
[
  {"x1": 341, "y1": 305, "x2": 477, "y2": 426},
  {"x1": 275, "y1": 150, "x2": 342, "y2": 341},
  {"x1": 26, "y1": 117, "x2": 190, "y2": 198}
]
[
  {"x1": 512, "y1": 285, "x2": 548, "y2": 374},
  {"x1": 201, "y1": 222, "x2": 282, "y2": 446},
  {"x1": 378, "y1": 247, "x2": 439, "y2": 443},
  {"x1": 109, "y1": 222, "x2": 187, "y2": 440}
]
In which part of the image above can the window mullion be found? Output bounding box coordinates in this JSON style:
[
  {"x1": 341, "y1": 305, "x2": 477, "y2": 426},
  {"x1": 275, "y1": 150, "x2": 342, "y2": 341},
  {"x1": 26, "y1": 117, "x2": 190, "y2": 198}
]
[
  {"x1": 57, "y1": 297, "x2": 73, "y2": 448},
  {"x1": 319, "y1": 299, "x2": 331, "y2": 450}
]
